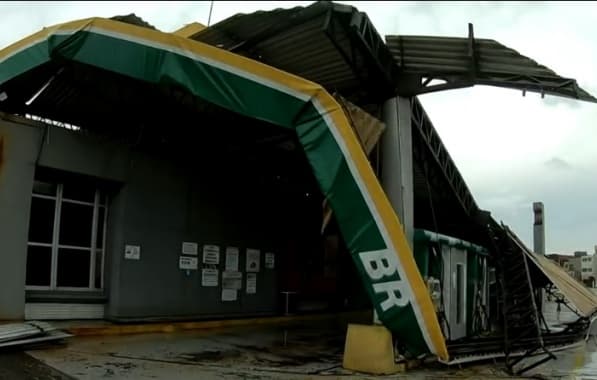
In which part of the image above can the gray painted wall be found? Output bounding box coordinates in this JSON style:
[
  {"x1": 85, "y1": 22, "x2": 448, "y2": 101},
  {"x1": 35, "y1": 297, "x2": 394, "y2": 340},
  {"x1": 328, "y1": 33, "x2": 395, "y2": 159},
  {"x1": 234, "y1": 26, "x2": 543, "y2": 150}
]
[
  {"x1": 0, "y1": 117, "x2": 280, "y2": 320},
  {"x1": 107, "y1": 150, "x2": 279, "y2": 320}
]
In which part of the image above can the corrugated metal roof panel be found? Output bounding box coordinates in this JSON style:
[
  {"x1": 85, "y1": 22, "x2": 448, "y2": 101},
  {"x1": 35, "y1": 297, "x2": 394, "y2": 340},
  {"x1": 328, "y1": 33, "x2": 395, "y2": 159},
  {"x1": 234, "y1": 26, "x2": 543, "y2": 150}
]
[
  {"x1": 188, "y1": 3, "x2": 329, "y2": 48},
  {"x1": 386, "y1": 34, "x2": 596, "y2": 102},
  {"x1": 191, "y1": 1, "x2": 393, "y2": 103}
]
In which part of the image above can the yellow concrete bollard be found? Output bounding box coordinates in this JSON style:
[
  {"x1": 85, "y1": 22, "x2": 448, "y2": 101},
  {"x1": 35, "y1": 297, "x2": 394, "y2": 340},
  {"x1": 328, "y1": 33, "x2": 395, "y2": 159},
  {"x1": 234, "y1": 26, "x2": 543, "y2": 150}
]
[{"x1": 342, "y1": 323, "x2": 405, "y2": 375}]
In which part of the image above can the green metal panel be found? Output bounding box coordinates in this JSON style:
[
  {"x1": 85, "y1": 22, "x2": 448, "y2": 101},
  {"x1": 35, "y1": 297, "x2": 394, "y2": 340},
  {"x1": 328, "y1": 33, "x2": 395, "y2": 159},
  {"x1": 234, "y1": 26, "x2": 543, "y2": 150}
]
[{"x1": 414, "y1": 229, "x2": 488, "y2": 336}]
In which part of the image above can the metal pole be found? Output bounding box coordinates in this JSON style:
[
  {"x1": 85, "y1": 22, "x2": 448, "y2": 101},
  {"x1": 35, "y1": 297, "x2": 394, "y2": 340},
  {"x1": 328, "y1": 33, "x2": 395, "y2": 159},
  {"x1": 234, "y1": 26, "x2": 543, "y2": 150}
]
[{"x1": 207, "y1": 1, "x2": 214, "y2": 27}]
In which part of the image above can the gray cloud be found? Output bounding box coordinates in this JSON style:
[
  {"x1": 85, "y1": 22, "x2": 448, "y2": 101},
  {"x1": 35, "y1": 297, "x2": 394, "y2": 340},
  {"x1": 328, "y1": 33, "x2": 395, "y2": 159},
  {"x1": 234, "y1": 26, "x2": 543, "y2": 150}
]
[
  {"x1": 544, "y1": 157, "x2": 572, "y2": 170},
  {"x1": 543, "y1": 96, "x2": 582, "y2": 109}
]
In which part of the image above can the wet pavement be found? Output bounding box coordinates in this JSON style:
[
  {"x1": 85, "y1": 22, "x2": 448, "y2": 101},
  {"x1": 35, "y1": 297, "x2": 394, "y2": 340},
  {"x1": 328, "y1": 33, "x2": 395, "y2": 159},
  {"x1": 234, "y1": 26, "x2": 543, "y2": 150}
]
[{"x1": 11, "y1": 301, "x2": 597, "y2": 379}]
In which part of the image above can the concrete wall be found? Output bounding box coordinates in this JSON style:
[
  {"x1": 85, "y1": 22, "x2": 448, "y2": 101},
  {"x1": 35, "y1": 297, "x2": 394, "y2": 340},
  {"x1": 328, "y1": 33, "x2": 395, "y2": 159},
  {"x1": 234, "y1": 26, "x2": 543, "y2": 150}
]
[
  {"x1": 0, "y1": 117, "x2": 280, "y2": 320},
  {"x1": 0, "y1": 120, "x2": 40, "y2": 319}
]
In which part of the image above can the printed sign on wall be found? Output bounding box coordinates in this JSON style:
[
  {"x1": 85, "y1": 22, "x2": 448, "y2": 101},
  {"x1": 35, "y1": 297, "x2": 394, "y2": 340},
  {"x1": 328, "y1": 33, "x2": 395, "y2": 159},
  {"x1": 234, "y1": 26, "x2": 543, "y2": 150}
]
[
  {"x1": 203, "y1": 245, "x2": 220, "y2": 265},
  {"x1": 222, "y1": 271, "x2": 242, "y2": 289},
  {"x1": 225, "y1": 247, "x2": 239, "y2": 271},
  {"x1": 246, "y1": 273, "x2": 257, "y2": 294},
  {"x1": 179, "y1": 256, "x2": 198, "y2": 270},
  {"x1": 201, "y1": 269, "x2": 219, "y2": 286},
  {"x1": 246, "y1": 249, "x2": 260, "y2": 272},
  {"x1": 265, "y1": 252, "x2": 275, "y2": 269},
  {"x1": 124, "y1": 245, "x2": 141, "y2": 260},
  {"x1": 182, "y1": 242, "x2": 198, "y2": 255},
  {"x1": 222, "y1": 289, "x2": 237, "y2": 301}
]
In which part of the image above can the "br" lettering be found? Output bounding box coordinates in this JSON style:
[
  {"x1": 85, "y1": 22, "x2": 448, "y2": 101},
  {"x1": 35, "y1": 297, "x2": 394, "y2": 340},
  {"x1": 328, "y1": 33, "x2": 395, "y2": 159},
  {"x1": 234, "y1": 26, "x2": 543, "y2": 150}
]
[{"x1": 359, "y1": 249, "x2": 410, "y2": 311}]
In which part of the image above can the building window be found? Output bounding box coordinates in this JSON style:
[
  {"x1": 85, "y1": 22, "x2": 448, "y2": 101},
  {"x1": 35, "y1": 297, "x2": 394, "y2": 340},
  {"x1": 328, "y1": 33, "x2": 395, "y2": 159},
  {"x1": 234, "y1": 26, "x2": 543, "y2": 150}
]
[{"x1": 26, "y1": 178, "x2": 107, "y2": 290}]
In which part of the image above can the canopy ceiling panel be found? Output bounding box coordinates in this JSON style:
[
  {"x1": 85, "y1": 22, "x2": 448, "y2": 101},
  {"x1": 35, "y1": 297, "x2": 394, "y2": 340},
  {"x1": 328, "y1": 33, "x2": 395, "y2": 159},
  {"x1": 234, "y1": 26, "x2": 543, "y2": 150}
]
[{"x1": 507, "y1": 228, "x2": 597, "y2": 317}]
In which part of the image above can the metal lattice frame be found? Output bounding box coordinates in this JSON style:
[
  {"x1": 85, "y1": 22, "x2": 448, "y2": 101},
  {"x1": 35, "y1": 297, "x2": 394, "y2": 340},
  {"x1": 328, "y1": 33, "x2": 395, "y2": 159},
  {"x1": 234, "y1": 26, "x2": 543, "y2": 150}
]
[{"x1": 410, "y1": 97, "x2": 478, "y2": 216}]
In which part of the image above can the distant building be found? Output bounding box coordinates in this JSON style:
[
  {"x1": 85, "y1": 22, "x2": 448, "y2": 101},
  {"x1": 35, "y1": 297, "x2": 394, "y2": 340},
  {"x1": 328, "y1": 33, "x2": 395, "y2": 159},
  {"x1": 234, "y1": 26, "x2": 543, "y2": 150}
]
[
  {"x1": 552, "y1": 251, "x2": 597, "y2": 286},
  {"x1": 579, "y1": 255, "x2": 597, "y2": 287},
  {"x1": 548, "y1": 254, "x2": 582, "y2": 282}
]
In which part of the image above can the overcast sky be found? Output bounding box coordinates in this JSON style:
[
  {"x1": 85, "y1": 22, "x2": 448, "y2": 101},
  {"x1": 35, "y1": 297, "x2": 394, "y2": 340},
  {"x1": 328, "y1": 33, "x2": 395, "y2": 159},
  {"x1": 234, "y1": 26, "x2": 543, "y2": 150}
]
[{"x1": 1, "y1": 1, "x2": 595, "y2": 255}]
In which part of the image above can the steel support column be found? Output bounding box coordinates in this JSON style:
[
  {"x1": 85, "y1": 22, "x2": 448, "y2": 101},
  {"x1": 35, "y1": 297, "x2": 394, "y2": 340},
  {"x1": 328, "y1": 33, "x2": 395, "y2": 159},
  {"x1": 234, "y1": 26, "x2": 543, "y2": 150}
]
[
  {"x1": 381, "y1": 96, "x2": 414, "y2": 249},
  {"x1": 375, "y1": 96, "x2": 414, "y2": 325}
]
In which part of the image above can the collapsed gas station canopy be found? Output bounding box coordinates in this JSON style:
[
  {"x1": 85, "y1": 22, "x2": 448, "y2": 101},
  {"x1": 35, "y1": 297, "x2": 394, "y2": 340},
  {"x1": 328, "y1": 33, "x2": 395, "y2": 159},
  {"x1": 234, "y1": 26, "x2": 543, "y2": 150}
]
[
  {"x1": 0, "y1": 15, "x2": 447, "y2": 359},
  {"x1": 0, "y1": 1, "x2": 595, "y2": 364},
  {"x1": 506, "y1": 228, "x2": 597, "y2": 317}
]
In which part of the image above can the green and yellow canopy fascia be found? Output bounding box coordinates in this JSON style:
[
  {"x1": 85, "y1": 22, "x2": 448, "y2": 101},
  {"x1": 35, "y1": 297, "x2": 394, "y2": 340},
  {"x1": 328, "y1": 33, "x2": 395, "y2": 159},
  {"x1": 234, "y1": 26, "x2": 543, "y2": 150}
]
[{"x1": 0, "y1": 18, "x2": 448, "y2": 360}]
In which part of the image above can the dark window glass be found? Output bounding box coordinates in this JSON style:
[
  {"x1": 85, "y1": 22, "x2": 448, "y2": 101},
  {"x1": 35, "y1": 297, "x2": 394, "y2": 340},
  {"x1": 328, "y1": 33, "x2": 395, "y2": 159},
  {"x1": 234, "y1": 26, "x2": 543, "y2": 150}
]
[
  {"x1": 94, "y1": 251, "x2": 103, "y2": 289},
  {"x1": 26, "y1": 245, "x2": 52, "y2": 286},
  {"x1": 96, "y1": 208, "x2": 105, "y2": 249},
  {"x1": 59, "y1": 202, "x2": 93, "y2": 247},
  {"x1": 56, "y1": 249, "x2": 90, "y2": 287},
  {"x1": 28, "y1": 197, "x2": 55, "y2": 243},
  {"x1": 62, "y1": 183, "x2": 95, "y2": 203},
  {"x1": 33, "y1": 180, "x2": 57, "y2": 196}
]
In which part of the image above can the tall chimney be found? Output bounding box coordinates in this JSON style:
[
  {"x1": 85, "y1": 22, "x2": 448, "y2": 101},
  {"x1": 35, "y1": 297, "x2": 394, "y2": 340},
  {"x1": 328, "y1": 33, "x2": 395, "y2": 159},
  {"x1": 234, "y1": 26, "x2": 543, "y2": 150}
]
[{"x1": 533, "y1": 202, "x2": 545, "y2": 255}]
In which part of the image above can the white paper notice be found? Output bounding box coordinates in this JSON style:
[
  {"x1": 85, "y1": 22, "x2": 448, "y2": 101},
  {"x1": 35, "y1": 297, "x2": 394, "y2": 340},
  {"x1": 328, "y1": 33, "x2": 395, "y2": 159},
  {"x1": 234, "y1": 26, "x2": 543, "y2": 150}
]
[
  {"x1": 246, "y1": 273, "x2": 257, "y2": 294},
  {"x1": 222, "y1": 271, "x2": 242, "y2": 289},
  {"x1": 179, "y1": 256, "x2": 198, "y2": 270},
  {"x1": 222, "y1": 289, "x2": 237, "y2": 301},
  {"x1": 203, "y1": 245, "x2": 220, "y2": 264},
  {"x1": 265, "y1": 252, "x2": 275, "y2": 269},
  {"x1": 246, "y1": 249, "x2": 260, "y2": 272},
  {"x1": 225, "y1": 247, "x2": 239, "y2": 271},
  {"x1": 124, "y1": 245, "x2": 140, "y2": 260},
  {"x1": 182, "y1": 242, "x2": 198, "y2": 255},
  {"x1": 201, "y1": 269, "x2": 219, "y2": 286}
]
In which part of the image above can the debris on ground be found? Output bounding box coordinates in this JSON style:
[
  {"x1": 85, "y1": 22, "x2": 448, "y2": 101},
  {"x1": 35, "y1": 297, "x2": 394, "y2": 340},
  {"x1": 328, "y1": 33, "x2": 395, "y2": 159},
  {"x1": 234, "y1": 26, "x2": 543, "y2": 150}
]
[{"x1": 0, "y1": 321, "x2": 71, "y2": 349}]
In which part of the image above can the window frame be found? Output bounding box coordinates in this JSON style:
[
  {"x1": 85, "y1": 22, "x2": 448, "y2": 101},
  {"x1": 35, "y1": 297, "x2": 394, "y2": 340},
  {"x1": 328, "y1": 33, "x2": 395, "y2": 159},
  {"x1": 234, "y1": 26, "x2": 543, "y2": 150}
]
[{"x1": 26, "y1": 182, "x2": 107, "y2": 291}]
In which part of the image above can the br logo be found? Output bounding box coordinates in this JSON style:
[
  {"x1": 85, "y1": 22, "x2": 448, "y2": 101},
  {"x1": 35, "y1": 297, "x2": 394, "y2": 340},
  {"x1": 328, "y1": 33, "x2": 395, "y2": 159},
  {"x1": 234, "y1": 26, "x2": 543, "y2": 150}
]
[{"x1": 359, "y1": 249, "x2": 411, "y2": 311}]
